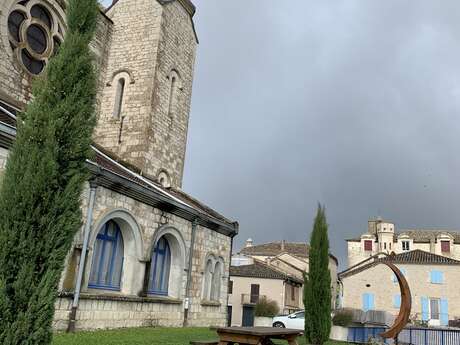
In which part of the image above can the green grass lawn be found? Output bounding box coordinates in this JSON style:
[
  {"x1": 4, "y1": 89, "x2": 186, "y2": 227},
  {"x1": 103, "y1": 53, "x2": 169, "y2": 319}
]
[{"x1": 52, "y1": 327, "x2": 349, "y2": 345}]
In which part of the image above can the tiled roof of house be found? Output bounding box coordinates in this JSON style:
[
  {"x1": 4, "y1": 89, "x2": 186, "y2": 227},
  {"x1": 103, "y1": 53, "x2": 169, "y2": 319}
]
[
  {"x1": 230, "y1": 261, "x2": 303, "y2": 284},
  {"x1": 397, "y1": 230, "x2": 460, "y2": 243},
  {"x1": 240, "y1": 241, "x2": 338, "y2": 264},
  {"x1": 339, "y1": 250, "x2": 460, "y2": 278},
  {"x1": 240, "y1": 242, "x2": 309, "y2": 258},
  {"x1": 346, "y1": 229, "x2": 460, "y2": 244}
]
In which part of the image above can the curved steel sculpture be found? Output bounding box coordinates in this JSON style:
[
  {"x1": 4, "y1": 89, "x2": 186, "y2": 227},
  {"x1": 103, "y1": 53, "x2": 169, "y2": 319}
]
[{"x1": 378, "y1": 260, "x2": 412, "y2": 341}]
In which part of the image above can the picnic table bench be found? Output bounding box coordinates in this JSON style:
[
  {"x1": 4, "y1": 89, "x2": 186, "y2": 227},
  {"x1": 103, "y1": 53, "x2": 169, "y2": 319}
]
[{"x1": 215, "y1": 327, "x2": 303, "y2": 345}]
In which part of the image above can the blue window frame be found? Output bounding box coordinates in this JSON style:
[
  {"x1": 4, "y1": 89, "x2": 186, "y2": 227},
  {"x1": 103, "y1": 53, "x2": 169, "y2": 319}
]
[
  {"x1": 148, "y1": 237, "x2": 171, "y2": 295},
  {"x1": 89, "y1": 220, "x2": 124, "y2": 290}
]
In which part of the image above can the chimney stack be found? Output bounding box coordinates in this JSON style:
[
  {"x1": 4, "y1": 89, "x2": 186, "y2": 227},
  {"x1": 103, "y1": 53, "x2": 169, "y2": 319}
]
[{"x1": 281, "y1": 240, "x2": 286, "y2": 251}]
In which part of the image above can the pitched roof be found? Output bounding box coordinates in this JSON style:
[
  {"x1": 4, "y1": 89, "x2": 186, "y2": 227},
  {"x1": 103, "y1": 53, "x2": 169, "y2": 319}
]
[
  {"x1": 0, "y1": 101, "x2": 18, "y2": 128},
  {"x1": 240, "y1": 241, "x2": 338, "y2": 264},
  {"x1": 240, "y1": 242, "x2": 310, "y2": 258},
  {"x1": 0, "y1": 99, "x2": 238, "y2": 236},
  {"x1": 346, "y1": 229, "x2": 460, "y2": 243},
  {"x1": 339, "y1": 250, "x2": 460, "y2": 279},
  {"x1": 397, "y1": 230, "x2": 460, "y2": 243},
  {"x1": 230, "y1": 260, "x2": 303, "y2": 284}
]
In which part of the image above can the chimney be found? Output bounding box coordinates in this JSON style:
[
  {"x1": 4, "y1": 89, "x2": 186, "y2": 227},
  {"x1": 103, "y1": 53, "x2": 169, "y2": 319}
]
[
  {"x1": 245, "y1": 238, "x2": 253, "y2": 248},
  {"x1": 281, "y1": 240, "x2": 286, "y2": 251}
]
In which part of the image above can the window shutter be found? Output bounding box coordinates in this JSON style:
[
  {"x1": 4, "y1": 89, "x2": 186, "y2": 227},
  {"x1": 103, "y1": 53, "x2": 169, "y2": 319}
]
[
  {"x1": 440, "y1": 299, "x2": 449, "y2": 326},
  {"x1": 421, "y1": 297, "x2": 429, "y2": 321},
  {"x1": 362, "y1": 294, "x2": 369, "y2": 311},
  {"x1": 430, "y1": 270, "x2": 444, "y2": 284},
  {"x1": 369, "y1": 293, "x2": 375, "y2": 310},
  {"x1": 393, "y1": 295, "x2": 401, "y2": 308}
]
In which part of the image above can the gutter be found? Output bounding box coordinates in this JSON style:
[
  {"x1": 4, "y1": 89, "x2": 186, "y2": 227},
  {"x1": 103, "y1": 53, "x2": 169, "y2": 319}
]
[
  {"x1": 67, "y1": 179, "x2": 98, "y2": 332},
  {"x1": 183, "y1": 218, "x2": 198, "y2": 327}
]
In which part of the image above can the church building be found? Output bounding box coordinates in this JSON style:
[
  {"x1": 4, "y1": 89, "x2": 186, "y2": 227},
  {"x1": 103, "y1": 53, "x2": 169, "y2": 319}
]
[{"x1": 0, "y1": 0, "x2": 238, "y2": 330}]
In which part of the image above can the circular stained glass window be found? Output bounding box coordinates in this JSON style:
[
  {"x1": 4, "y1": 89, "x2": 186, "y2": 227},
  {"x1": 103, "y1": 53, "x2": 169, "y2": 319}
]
[{"x1": 7, "y1": 1, "x2": 65, "y2": 75}]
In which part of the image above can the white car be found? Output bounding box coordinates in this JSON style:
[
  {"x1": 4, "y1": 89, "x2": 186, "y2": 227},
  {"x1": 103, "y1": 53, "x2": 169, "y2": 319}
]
[{"x1": 272, "y1": 311, "x2": 305, "y2": 330}]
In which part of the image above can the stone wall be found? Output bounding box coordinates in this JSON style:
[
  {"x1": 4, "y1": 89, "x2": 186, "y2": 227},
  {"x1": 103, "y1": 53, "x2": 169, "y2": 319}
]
[
  {"x1": 341, "y1": 263, "x2": 460, "y2": 323},
  {"x1": 93, "y1": 0, "x2": 197, "y2": 188},
  {"x1": 54, "y1": 184, "x2": 231, "y2": 330}
]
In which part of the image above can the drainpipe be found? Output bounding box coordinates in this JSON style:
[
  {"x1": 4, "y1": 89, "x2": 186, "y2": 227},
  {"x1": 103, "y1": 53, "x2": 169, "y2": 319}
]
[
  {"x1": 226, "y1": 231, "x2": 237, "y2": 327},
  {"x1": 183, "y1": 218, "x2": 199, "y2": 327},
  {"x1": 67, "y1": 179, "x2": 98, "y2": 332}
]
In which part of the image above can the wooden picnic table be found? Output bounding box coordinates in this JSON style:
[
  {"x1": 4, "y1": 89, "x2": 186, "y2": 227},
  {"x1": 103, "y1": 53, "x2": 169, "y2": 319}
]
[{"x1": 215, "y1": 327, "x2": 303, "y2": 345}]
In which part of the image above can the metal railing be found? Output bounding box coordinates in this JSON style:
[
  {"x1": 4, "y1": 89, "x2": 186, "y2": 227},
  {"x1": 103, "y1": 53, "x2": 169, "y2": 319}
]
[
  {"x1": 348, "y1": 327, "x2": 460, "y2": 345},
  {"x1": 241, "y1": 294, "x2": 266, "y2": 305}
]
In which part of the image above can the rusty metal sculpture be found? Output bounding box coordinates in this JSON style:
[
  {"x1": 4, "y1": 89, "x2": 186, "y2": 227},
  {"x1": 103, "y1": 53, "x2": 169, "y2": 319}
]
[{"x1": 378, "y1": 260, "x2": 412, "y2": 344}]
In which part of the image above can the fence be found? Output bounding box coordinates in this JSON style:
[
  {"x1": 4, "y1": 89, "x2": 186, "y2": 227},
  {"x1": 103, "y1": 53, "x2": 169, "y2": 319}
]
[{"x1": 348, "y1": 327, "x2": 460, "y2": 345}]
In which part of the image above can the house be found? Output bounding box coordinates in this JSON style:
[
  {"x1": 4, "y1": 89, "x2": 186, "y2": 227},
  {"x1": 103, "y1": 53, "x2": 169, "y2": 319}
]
[
  {"x1": 346, "y1": 218, "x2": 460, "y2": 268},
  {"x1": 339, "y1": 250, "x2": 460, "y2": 327},
  {"x1": 0, "y1": 0, "x2": 238, "y2": 330},
  {"x1": 239, "y1": 239, "x2": 339, "y2": 306},
  {"x1": 228, "y1": 258, "x2": 303, "y2": 327}
]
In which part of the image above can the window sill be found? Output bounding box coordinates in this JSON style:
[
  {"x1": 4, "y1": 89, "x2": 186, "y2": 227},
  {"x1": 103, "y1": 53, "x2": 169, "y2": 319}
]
[
  {"x1": 58, "y1": 291, "x2": 182, "y2": 305},
  {"x1": 201, "y1": 300, "x2": 221, "y2": 307}
]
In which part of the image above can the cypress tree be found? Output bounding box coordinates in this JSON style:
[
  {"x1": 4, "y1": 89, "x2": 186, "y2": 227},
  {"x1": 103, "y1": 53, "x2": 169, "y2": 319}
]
[
  {"x1": 304, "y1": 205, "x2": 332, "y2": 345},
  {"x1": 0, "y1": 0, "x2": 98, "y2": 344}
]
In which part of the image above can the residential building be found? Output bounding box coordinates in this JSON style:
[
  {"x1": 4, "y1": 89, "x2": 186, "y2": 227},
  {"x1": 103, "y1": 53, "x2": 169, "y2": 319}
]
[
  {"x1": 339, "y1": 250, "x2": 460, "y2": 327},
  {"x1": 239, "y1": 240, "x2": 339, "y2": 306},
  {"x1": 347, "y1": 218, "x2": 460, "y2": 268},
  {"x1": 0, "y1": 0, "x2": 238, "y2": 330},
  {"x1": 228, "y1": 258, "x2": 303, "y2": 327}
]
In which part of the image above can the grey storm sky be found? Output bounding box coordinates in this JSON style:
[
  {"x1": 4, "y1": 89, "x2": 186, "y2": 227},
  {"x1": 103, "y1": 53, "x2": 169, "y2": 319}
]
[{"x1": 101, "y1": 0, "x2": 460, "y2": 269}]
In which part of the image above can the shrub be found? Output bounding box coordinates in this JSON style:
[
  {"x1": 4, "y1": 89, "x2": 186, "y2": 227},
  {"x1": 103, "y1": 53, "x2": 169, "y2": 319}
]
[
  {"x1": 332, "y1": 310, "x2": 353, "y2": 327},
  {"x1": 255, "y1": 297, "x2": 280, "y2": 317}
]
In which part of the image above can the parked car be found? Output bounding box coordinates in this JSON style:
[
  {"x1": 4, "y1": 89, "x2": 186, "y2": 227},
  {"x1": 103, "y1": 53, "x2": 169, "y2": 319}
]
[{"x1": 272, "y1": 311, "x2": 305, "y2": 329}]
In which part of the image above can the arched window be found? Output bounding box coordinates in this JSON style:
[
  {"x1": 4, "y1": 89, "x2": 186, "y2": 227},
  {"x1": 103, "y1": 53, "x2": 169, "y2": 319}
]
[
  {"x1": 113, "y1": 78, "x2": 125, "y2": 119},
  {"x1": 203, "y1": 259, "x2": 214, "y2": 300},
  {"x1": 89, "y1": 220, "x2": 124, "y2": 290},
  {"x1": 148, "y1": 236, "x2": 171, "y2": 295},
  {"x1": 211, "y1": 261, "x2": 223, "y2": 301},
  {"x1": 203, "y1": 257, "x2": 223, "y2": 302},
  {"x1": 166, "y1": 70, "x2": 181, "y2": 131}
]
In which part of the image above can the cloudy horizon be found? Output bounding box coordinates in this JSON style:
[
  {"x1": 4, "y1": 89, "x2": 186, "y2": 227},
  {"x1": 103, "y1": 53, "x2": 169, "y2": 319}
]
[{"x1": 101, "y1": 0, "x2": 460, "y2": 269}]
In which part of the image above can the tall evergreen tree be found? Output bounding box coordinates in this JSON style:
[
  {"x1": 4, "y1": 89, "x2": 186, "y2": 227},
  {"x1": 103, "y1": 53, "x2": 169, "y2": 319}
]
[
  {"x1": 304, "y1": 205, "x2": 332, "y2": 345},
  {"x1": 0, "y1": 0, "x2": 98, "y2": 344}
]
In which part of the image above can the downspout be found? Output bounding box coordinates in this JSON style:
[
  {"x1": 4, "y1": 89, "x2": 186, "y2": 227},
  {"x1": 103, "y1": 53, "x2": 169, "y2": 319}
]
[
  {"x1": 183, "y1": 218, "x2": 198, "y2": 327},
  {"x1": 226, "y1": 233, "x2": 235, "y2": 326},
  {"x1": 67, "y1": 179, "x2": 98, "y2": 332}
]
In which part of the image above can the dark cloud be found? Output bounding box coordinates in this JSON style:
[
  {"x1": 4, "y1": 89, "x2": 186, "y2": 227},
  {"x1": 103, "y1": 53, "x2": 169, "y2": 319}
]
[{"x1": 102, "y1": 1, "x2": 460, "y2": 269}]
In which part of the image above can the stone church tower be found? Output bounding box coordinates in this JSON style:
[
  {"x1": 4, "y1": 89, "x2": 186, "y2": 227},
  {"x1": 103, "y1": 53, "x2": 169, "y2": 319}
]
[
  {"x1": 0, "y1": 0, "x2": 238, "y2": 330},
  {"x1": 94, "y1": 0, "x2": 198, "y2": 188}
]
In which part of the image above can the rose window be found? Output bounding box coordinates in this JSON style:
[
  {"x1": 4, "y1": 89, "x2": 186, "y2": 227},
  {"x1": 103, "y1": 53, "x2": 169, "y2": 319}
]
[{"x1": 7, "y1": 0, "x2": 65, "y2": 75}]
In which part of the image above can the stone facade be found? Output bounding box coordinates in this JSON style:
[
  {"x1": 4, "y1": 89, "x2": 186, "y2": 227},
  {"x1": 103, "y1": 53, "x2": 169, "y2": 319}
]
[
  {"x1": 347, "y1": 218, "x2": 460, "y2": 268},
  {"x1": 340, "y1": 257, "x2": 460, "y2": 326},
  {"x1": 0, "y1": 0, "x2": 237, "y2": 331},
  {"x1": 93, "y1": 0, "x2": 196, "y2": 188}
]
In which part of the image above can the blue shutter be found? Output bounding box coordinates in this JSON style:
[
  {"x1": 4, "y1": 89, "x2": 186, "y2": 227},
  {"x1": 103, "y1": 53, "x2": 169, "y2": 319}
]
[
  {"x1": 440, "y1": 299, "x2": 449, "y2": 326},
  {"x1": 369, "y1": 293, "x2": 375, "y2": 310},
  {"x1": 430, "y1": 270, "x2": 444, "y2": 284},
  {"x1": 421, "y1": 297, "x2": 429, "y2": 321},
  {"x1": 362, "y1": 294, "x2": 369, "y2": 311},
  {"x1": 393, "y1": 295, "x2": 401, "y2": 308}
]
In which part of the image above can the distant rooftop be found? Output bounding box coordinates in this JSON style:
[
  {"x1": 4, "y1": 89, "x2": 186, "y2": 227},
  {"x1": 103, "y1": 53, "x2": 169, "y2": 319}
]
[
  {"x1": 340, "y1": 249, "x2": 460, "y2": 278},
  {"x1": 346, "y1": 229, "x2": 460, "y2": 243}
]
